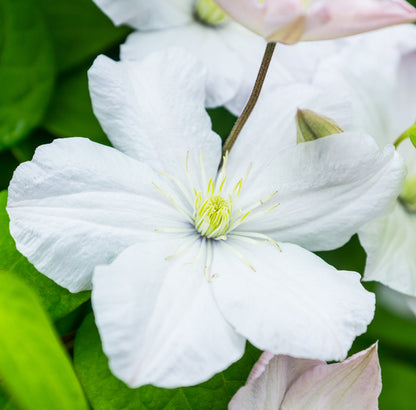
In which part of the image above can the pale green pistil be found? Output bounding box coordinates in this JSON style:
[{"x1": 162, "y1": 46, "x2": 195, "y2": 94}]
[
  {"x1": 400, "y1": 174, "x2": 416, "y2": 212},
  {"x1": 194, "y1": 194, "x2": 232, "y2": 239},
  {"x1": 194, "y1": 0, "x2": 228, "y2": 26}
]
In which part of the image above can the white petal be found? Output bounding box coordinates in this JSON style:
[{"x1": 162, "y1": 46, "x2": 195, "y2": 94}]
[
  {"x1": 229, "y1": 353, "x2": 321, "y2": 409},
  {"x1": 233, "y1": 133, "x2": 405, "y2": 252},
  {"x1": 92, "y1": 237, "x2": 245, "y2": 388},
  {"x1": 92, "y1": 0, "x2": 193, "y2": 30},
  {"x1": 211, "y1": 239, "x2": 375, "y2": 361},
  {"x1": 313, "y1": 37, "x2": 415, "y2": 148},
  {"x1": 360, "y1": 203, "x2": 416, "y2": 296},
  {"x1": 120, "y1": 22, "x2": 246, "y2": 109},
  {"x1": 282, "y1": 344, "x2": 381, "y2": 410},
  {"x1": 7, "y1": 138, "x2": 187, "y2": 292},
  {"x1": 88, "y1": 51, "x2": 222, "y2": 187},
  {"x1": 226, "y1": 83, "x2": 353, "y2": 187}
]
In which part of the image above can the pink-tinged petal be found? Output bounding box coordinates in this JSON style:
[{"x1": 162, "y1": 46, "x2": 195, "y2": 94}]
[
  {"x1": 229, "y1": 353, "x2": 321, "y2": 409},
  {"x1": 303, "y1": 0, "x2": 416, "y2": 42},
  {"x1": 211, "y1": 238, "x2": 375, "y2": 362},
  {"x1": 282, "y1": 344, "x2": 381, "y2": 410},
  {"x1": 214, "y1": 0, "x2": 416, "y2": 43},
  {"x1": 92, "y1": 237, "x2": 245, "y2": 388}
]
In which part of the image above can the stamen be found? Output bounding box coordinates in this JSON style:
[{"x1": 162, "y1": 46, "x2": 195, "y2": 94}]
[
  {"x1": 230, "y1": 231, "x2": 282, "y2": 251},
  {"x1": 185, "y1": 237, "x2": 206, "y2": 265},
  {"x1": 222, "y1": 241, "x2": 256, "y2": 272},
  {"x1": 158, "y1": 171, "x2": 194, "y2": 207},
  {"x1": 152, "y1": 182, "x2": 194, "y2": 224},
  {"x1": 165, "y1": 235, "x2": 199, "y2": 260}
]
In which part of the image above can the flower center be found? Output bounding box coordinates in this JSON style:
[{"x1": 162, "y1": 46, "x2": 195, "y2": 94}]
[
  {"x1": 194, "y1": 193, "x2": 232, "y2": 239},
  {"x1": 400, "y1": 173, "x2": 416, "y2": 212},
  {"x1": 194, "y1": 0, "x2": 228, "y2": 26}
]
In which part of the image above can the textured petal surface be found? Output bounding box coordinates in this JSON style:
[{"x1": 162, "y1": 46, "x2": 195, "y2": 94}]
[
  {"x1": 232, "y1": 133, "x2": 405, "y2": 252},
  {"x1": 302, "y1": 0, "x2": 416, "y2": 42},
  {"x1": 92, "y1": 0, "x2": 193, "y2": 30},
  {"x1": 7, "y1": 138, "x2": 186, "y2": 292},
  {"x1": 88, "y1": 51, "x2": 222, "y2": 187},
  {"x1": 229, "y1": 353, "x2": 321, "y2": 409},
  {"x1": 120, "y1": 21, "x2": 268, "y2": 112},
  {"x1": 211, "y1": 239, "x2": 375, "y2": 361},
  {"x1": 282, "y1": 344, "x2": 381, "y2": 410},
  {"x1": 313, "y1": 36, "x2": 416, "y2": 148},
  {"x1": 360, "y1": 203, "x2": 416, "y2": 297},
  {"x1": 215, "y1": 0, "x2": 416, "y2": 42},
  {"x1": 226, "y1": 82, "x2": 352, "y2": 183},
  {"x1": 92, "y1": 237, "x2": 245, "y2": 388}
]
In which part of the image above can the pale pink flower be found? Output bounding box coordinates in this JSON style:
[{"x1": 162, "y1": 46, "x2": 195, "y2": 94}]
[
  {"x1": 230, "y1": 344, "x2": 381, "y2": 409},
  {"x1": 214, "y1": 0, "x2": 416, "y2": 44}
]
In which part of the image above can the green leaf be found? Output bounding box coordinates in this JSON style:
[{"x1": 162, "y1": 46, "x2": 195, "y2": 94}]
[
  {"x1": 379, "y1": 357, "x2": 416, "y2": 410},
  {"x1": 75, "y1": 313, "x2": 261, "y2": 410},
  {"x1": 316, "y1": 234, "x2": 366, "y2": 274},
  {"x1": 207, "y1": 107, "x2": 236, "y2": 142},
  {"x1": 0, "y1": 271, "x2": 88, "y2": 410},
  {"x1": 0, "y1": 0, "x2": 55, "y2": 150},
  {"x1": 38, "y1": 0, "x2": 130, "y2": 73},
  {"x1": 0, "y1": 190, "x2": 90, "y2": 321},
  {"x1": 43, "y1": 65, "x2": 110, "y2": 145},
  {"x1": 0, "y1": 152, "x2": 18, "y2": 191}
]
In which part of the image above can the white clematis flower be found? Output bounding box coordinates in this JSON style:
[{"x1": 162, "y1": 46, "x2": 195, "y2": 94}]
[
  {"x1": 229, "y1": 344, "x2": 381, "y2": 409},
  {"x1": 301, "y1": 25, "x2": 416, "y2": 298},
  {"x1": 7, "y1": 50, "x2": 405, "y2": 388},
  {"x1": 92, "y1": 0, "x2": 268, "y2": 115}
]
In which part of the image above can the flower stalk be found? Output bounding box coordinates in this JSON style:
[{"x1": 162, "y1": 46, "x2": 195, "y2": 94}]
[{"x1": 222, "y1": 42, "x2": 276, "y2": 157}]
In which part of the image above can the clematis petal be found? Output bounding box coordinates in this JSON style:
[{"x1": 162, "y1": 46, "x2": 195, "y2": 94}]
[
  {"x1": 233, "y1": 133, "x2": 405, "y2": 252},
  {"x1": 214, "y1": 0, "x2": 416, "y2": 43},
  {"x1": 120, "y1": 23, "x2": 245, "y2": 109},
  {"x1": 92, "y1": 0, "x2": 194, "y2": 30},
  {"x1": 229, "y1": 353, "x2": 321, "y2": 409},
  {"x1": 282, "y1": 344, "x2": 381, "y2": 409},
  {"x1": 92, "y1": 237, "x2": 245, "y2": 388},
  {"x1": 88, "y1": 51, "x2": 222, "y2": 188},
  {"x1": 226, "y1": 82, "x2": 352, "y2": 184},
  {"x1": 359, "y1": 203, "x2": 416, "y2": 297},
  {"x1": 313, "y1": 39, "x2": 413, "y2": 147},
  {"x1": 7, "y1": 138, "x2": 187, "y2": 292},
  {"x1": 211, "y1": 239, "x2": 375, "y2": 361},
  {"x1": 302, "y1": 0, "x2": 416, "y2": 42}
]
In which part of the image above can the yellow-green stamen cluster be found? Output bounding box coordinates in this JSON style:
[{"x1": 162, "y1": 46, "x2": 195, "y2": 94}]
[
  {"x1": 194, "y1": 0, "x2": 228, "y2": 26},
  {"x1": 194, "y1": 190, "x2": 232, "y2": 239},
  {"x1": 400, "y1": 174, "x2": 416, "y2": 212}
]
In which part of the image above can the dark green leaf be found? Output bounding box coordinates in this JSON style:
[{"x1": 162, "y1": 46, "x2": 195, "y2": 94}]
[
  {"x1": 75, "y1": 313, "x2": 261, "y2": 410},
  {"x1": 316, "y1": 234, "x2": 366, "y2": 274},
  {"x1": 208, "y1": 107, "x2": 236, "y2": 142},
  {"x1": 0, "y1": 271, "x2": 88, "y2": 410},
  {"x1": 0, "y1": 0, "x2": 55, "y2": 150},
  {"x1": 38, "y1": 0, "x2": 130, "y2": 73},
  {"x1": 379, "y1": 357, "x2": 416, "y2": 410},
  {"x1": 43, "y1": 65, "x2": 110, "y2": 145},
  {"x1": 0, "y1": 190, "x2": 90, "y2": 321}
]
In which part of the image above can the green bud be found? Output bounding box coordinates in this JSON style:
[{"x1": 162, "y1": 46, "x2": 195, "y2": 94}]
[
  {"x1": 400, "y1": 174, "x2": 416, "y2": 212},
  {"x1": 394, "y1": 120, "x2": 416, "y2": 149},
  {"x1": 296, "y1": 109, "x2": 343, "y2": 144},
  {"x1": 194, "y1": 0, "x2": 228, "y2": 26}
]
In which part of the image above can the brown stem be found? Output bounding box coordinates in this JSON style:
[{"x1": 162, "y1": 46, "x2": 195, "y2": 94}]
[{"x1": 222, "y1": 42, "x2": 276, "y2": 157}]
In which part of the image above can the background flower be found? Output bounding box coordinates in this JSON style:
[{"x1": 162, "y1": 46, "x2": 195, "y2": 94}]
[{"x1": 213, "y1": 0, "x2": 416, "y2": 43}]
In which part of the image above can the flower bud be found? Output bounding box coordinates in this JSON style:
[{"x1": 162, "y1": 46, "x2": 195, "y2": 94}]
[
  {"x1": 296, "y1": 109, "x2": 343, "y2": 144},
  {"x1": 195, "y1": 0, "x2": 228, "y2": 26}
]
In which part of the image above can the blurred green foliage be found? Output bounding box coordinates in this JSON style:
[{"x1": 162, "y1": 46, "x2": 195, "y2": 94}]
[{"x1": 0, "y1": 0, "x2": 416, "y2": 408}]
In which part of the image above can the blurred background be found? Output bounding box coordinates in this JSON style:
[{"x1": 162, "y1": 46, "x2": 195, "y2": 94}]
[{"x1": 1, "y1": 0, "x2": 416, "y2": 408}]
